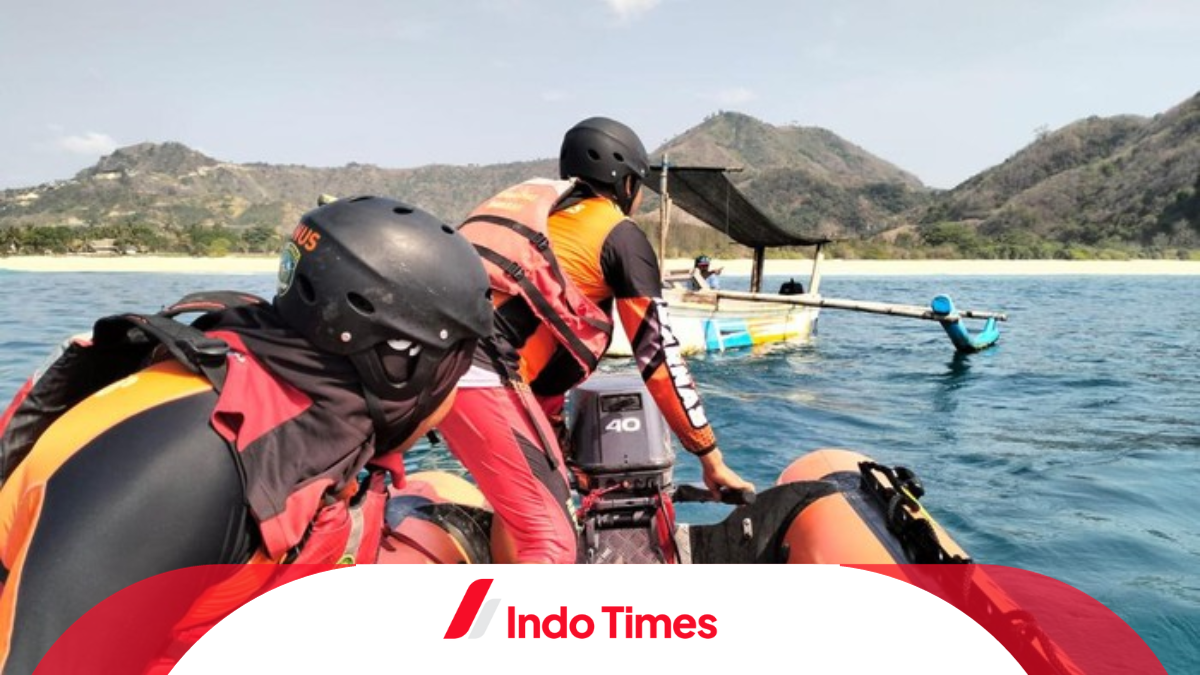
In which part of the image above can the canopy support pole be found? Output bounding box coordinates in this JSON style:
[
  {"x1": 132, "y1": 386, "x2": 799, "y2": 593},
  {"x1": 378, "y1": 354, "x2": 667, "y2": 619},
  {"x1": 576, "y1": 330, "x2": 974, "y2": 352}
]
[
  {"x1": 750, "y1": 246, "x2": 766, "y2": 293},
  {"x1": 808, "y1": 243, "x2": 825, "y2": 296},
  {"x1": 657, "y1": 156, "x2": 671, "y2": 281}
]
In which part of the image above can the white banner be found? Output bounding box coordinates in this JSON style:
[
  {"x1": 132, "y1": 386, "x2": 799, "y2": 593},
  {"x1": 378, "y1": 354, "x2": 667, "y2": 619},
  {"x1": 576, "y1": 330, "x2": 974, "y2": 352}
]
[{"x1": 174, "y1": 565, "x2": 1024, "y2": 674}]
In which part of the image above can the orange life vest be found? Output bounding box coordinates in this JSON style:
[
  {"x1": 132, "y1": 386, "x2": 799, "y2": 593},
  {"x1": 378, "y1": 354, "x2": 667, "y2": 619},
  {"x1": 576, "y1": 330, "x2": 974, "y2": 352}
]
[{"x1": 458, "y1": 179, "x2": 613, "y2": 377}]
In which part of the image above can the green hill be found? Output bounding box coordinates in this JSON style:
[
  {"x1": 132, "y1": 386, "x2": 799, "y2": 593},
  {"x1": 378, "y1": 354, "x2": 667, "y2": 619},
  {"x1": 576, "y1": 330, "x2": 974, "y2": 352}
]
[
  {"x1": 3, "y1": 97, "x2": 1198, "y2": 259},
  {"x1": 922, "y1": 92, "x2": 1200, "y2": 255},
  {"x1": 652, "y1": 112, "x2": 929, "y2": 240}
]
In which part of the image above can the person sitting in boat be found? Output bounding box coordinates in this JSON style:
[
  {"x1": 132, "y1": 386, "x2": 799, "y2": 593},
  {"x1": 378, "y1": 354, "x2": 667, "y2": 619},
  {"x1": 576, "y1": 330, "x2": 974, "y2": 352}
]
[
  {"x1": 689, "y1": 254, "x2": 722, "y2": 291},
  {"x1": 778, "y1": 278, "x2": 804, "y2": 295},
  {"x1": 440, "y1": 115, "x2": 755, "y2": 565},
  {"x1": 0, "y1": 197, "x2": 492, "y2": 673}
]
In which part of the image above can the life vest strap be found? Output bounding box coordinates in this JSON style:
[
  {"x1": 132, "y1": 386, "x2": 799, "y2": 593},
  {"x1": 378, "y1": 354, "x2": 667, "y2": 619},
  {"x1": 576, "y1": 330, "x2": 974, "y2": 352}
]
[
  {"x1": 474, "y1": 245, "x2": 602, "y2": 373},
  {"x1": 463, "y1": 214, "x2": 551, "y2": 251},
  {"x1": 0, "y1": 291, "x2": 268, "y2": 481},
  {"x1": 94, "y1": 313, "x2": 232, "y2": 391},
  {"x1": 463, "y1": 214, "x2": 573, "y2": 290}
]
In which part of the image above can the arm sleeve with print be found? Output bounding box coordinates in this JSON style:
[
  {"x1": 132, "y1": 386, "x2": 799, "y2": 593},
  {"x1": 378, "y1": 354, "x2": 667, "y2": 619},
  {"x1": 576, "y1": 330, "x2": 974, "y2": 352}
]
[{"x1": 600, "y1": 221, "x2": 717, "y2": 455}]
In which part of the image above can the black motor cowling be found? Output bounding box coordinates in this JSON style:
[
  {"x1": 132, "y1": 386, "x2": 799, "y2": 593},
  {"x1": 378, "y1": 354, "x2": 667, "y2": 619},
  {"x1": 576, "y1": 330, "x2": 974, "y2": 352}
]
[
  {"x1": 567, "y1": 374, "x2": 674, "y2": 495},
  {"x1": 566, "y1": 374, "x2": 676, "y2": 563}
]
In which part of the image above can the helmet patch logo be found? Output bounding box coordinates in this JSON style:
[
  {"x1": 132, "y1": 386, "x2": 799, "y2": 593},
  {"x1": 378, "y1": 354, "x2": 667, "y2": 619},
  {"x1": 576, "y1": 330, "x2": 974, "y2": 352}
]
[
  {"x1": 278, "y1": 241, "x2": 302, "y2": 296},
  {"x1": 291, "y1": 223, "x2": 322, "y2": 252}
]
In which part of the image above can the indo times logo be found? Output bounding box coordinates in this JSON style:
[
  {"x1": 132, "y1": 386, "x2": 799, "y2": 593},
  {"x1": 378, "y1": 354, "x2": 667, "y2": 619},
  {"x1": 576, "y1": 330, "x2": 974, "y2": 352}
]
[
  {"x1": 444, "y1": 579, "x2": 718, "y2": 640},
  {"x1": 444, "y1": 579, "x2": 501, "y2": 640}
]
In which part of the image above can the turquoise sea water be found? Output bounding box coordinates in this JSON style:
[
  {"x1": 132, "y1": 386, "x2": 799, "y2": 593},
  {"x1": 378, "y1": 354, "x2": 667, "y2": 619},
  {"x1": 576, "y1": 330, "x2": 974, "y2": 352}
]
[{"x1": 0, "y1": 269, "x2": 1197, "y2": 672}]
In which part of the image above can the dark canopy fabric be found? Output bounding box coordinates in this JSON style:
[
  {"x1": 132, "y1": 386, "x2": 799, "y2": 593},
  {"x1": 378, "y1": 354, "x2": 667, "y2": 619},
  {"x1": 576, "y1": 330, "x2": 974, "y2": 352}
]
[{"x1": 642, "y1": 166, "x2": 830, "y2": 248}]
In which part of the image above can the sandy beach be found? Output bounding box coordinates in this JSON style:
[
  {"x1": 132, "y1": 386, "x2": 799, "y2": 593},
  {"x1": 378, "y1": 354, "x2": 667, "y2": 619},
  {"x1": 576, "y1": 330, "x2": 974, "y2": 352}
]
[
  {"x1": 3, "y1": 255, "x2": 1199, "y2": 276},
  {"x1": 679, "y1": 258, "x2": 1200, "y2": 277}
]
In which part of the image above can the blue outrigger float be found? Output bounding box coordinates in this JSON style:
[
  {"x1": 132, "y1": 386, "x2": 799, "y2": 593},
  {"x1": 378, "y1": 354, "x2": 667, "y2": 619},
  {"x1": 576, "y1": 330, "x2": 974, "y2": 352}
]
[{"x1": 616, "y1": 162, "x2": 1006, "y2": 355}]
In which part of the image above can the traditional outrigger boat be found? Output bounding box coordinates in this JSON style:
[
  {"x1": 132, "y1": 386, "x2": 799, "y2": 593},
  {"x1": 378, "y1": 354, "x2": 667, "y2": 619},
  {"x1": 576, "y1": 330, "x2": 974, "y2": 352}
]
[{"x1": 608, "y1": 163, "x2": 1005, "y2": 356}]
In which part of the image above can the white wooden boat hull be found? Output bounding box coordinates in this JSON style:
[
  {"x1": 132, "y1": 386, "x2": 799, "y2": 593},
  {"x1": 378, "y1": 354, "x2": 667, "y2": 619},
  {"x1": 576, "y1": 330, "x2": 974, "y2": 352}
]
[{"x1": 607, "y1": 292, "x2": 819, "y2": 357}]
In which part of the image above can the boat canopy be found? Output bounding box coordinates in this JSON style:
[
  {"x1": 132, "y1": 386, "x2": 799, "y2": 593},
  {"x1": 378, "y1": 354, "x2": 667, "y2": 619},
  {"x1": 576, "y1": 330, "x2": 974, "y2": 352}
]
[{"x1": 643, "y1": 165, "x2": 831, "y2": 248}]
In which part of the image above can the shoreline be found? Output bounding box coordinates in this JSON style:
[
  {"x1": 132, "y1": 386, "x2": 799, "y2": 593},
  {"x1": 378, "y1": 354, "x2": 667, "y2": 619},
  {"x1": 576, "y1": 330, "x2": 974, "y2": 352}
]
[{"x1": 2, "y1": 255, "x2": 1199, "y2": 276}]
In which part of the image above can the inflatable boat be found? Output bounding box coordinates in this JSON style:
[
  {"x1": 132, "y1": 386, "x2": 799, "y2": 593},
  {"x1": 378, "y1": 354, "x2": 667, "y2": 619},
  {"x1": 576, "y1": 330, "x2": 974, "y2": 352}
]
[
  {"x1": 379, "y1": 373, "x2": 969, "y2": 566},
  {"x1": 379, "y1": 374, "x2": 1111, "y2": 673}
]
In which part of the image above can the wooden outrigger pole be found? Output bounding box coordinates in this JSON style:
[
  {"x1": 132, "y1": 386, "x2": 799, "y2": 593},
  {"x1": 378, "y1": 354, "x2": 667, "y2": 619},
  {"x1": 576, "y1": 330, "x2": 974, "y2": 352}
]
[
  {"x1": 710, "y1": 290, "x2": 1008, "y2": 324},
  {"x1": 703, "y1": 289, "x2": 1004, "y2": 354}
]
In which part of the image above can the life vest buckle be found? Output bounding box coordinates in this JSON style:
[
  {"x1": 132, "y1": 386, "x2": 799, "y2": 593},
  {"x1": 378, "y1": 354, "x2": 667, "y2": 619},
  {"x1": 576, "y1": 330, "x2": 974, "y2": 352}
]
[
  {"x1": 501, "y1": 259, "x2": 526, "y2": 281},
  {"x1": 183, "y1": 338, "x2": 231, "y2": 367}
]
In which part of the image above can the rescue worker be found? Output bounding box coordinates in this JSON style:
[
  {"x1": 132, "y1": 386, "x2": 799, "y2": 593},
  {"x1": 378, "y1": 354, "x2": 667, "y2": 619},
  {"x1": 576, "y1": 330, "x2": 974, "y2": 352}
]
[
  {"x1": 0, "y1": 197, "x2": 492, "y2": 673},
  {"x1": 440, "y1": 116, "x2": 754, "y2": 564}
]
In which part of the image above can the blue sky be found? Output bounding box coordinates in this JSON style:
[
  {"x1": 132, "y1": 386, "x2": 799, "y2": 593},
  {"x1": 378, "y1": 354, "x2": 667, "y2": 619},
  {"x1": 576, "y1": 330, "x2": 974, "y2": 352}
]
[{"x1": 2, "y1": 0, "x2": 1197, "y2": 190}]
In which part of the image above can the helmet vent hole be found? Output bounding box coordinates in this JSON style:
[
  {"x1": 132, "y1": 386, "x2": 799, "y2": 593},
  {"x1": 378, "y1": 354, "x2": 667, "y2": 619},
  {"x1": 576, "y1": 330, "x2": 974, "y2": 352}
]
[
  {"x1": 297, "y1": 274, "x2": 317, "y2": 304},
  {"x1": 441, "y1": 224, "x2": 454, "y2": 234},
  {"x1": 587, "y1": 149, "x2": 601, "y2": 161},
  {"x1": 350, "y1": 196, "x2": 372, "y2": 202},
  {"x1": 348, "y1": 291, "x2": 374, "y2": 314},
  {"x1": 393, "y1": 206, "x2": 413, "y2": 215},
  {"x1": 613, "y1": 152, "x2": 625, "y2": 162},
  {"x1": 347, "y1": 292, "x2": 376, "y2": 316}
]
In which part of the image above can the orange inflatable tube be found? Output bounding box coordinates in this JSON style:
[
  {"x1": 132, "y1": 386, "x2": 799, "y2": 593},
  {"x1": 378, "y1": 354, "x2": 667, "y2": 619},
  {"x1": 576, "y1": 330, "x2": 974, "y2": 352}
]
[
  {"x1": 378, "y1": 449, "x2": 972, "y2": 566},
  {"x1": 777, "y1": 448, "x2": 971, "y2": 565}
]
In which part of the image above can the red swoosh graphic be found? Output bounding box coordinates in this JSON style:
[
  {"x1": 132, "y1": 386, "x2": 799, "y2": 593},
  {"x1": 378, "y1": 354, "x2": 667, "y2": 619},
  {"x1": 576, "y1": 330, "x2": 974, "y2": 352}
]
[
  {"x1": 846, "y1": 565, "x2": 1167, "y2": 675},
  {"x1": 443, "y1": 578, "x2": 494, "y2": 639}
]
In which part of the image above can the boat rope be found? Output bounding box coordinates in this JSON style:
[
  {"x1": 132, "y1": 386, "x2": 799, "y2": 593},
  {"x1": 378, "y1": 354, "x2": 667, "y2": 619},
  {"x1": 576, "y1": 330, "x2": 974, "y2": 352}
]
[
  {"x1": 574, "y1": 482, "x2": 629, "y2": 522},
  {"x1": 656, "y1": 486, "x2": 680, "y2": 564},
  {"x1": 379, "y1": 528, "x2": 442, "y2": 563}
]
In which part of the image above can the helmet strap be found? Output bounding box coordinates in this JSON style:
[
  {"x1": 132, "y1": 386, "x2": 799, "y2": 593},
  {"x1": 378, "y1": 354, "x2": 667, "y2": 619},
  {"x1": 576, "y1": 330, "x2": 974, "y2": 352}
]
[
  {"x1": 576, "y1": 176, "x2": 637, "y2": 215},
  {"x1": 574, "y1": 177, "x2": 610, "y2": 200},
  {"x1": 615, "y1": 176, "x2": 641, "y2": 215}
]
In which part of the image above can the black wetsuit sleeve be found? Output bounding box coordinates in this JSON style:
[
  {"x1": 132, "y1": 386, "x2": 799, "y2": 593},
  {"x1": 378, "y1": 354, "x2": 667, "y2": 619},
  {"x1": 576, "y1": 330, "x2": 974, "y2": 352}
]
[
  {"x1": 601, "y1": 220, "x2": 664, "y2": 300},
  {"x1": 599, "y1": 221, "x2": 718, "y2": 455}
]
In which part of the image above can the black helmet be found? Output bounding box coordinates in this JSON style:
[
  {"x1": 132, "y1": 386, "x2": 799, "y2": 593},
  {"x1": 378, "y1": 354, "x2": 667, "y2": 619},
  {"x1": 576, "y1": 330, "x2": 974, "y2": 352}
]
[
  {"x1": 559, "y1": 116, "x2": 650, "y2": 215},
  {"x1": 694, "y1": 255, "x2": 711, "y2": 267},
  {"x1": 275, "y1": 196, "x2": 492, "y2": 403}
]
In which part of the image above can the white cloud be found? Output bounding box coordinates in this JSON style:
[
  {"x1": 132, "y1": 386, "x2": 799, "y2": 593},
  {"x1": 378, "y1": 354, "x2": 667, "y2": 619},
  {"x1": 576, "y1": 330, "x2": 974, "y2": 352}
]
[
  {"x1": 602, "y1": 0, "x2": 661, "y2": 21},
  {"x1": 713, "y1": 87, "x2": 757, "y2": 105},
  {"x1": 56, "y1": 132, "x2": 118, "y2": 155}
]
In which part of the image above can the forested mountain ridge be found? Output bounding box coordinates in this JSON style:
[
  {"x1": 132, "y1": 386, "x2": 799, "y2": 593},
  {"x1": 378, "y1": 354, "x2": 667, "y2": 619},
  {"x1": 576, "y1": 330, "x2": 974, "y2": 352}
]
[{"x1": 3, "y1": 95, "x2": 1198, "y2": 259}]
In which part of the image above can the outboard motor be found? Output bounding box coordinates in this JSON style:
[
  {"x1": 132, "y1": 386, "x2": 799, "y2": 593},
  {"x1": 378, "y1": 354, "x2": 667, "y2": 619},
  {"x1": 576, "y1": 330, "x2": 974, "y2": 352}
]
[
  {"x1": 778, "y1": 278, "x2": 805, "y2": 296},
  {"x1": 567, "y1": 374, "x2": 676, "y2": 563}
]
